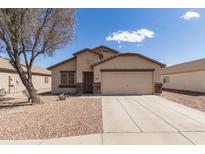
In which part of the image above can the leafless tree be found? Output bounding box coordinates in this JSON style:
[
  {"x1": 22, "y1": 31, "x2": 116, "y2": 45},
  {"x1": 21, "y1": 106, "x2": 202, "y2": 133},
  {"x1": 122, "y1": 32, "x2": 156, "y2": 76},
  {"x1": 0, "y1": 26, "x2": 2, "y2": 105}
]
[{"x1": 0, "y1": 9, "x2": 75, "y2": 104}]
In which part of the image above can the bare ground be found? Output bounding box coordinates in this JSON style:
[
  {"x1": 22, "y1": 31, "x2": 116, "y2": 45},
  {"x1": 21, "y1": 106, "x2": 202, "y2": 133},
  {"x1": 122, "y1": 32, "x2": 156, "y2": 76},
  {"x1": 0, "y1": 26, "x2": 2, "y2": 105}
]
[
  {"x1": 160, "y1": 91, "x2": 205, "y2": 112},
  {"x1": 0, "y1": 95, "x2": 102, "y2": 140}
]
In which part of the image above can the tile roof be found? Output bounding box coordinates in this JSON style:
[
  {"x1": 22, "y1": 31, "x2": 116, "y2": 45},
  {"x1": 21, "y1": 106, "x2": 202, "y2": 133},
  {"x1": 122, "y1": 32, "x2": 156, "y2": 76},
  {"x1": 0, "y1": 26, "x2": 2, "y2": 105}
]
[
  {"x1": 47, "y1": 45, "x2": 166, "y2": 69},
  {"x1": 91, "y1": 52, "x2": 166, "y2": 68},
  {"x1": 161, "y1": 58, "x2": 205, "y2": 75},
  {"x1": 0, "y1": 56, "x2": 51, "y2": 76}
]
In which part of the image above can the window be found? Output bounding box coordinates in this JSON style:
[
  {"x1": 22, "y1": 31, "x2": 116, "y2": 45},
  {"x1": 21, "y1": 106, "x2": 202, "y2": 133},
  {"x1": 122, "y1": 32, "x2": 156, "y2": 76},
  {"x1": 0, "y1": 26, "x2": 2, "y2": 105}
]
[
  {"x1": 45, "y1": 76, "x2": 49, "y2": 84},
  {"x1": 163, "y1": 76, "x2": 169, "y2": 83},
  {"x1": 60, "y1": 71, "x2": 75, "y2": 85}
]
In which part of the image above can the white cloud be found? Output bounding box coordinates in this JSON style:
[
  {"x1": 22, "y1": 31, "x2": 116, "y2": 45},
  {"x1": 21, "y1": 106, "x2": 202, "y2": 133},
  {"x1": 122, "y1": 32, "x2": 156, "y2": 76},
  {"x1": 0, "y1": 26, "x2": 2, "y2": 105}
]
[
  {"x1": 106, "y1": 29, "x2": 155, "y2": 43},
  {"x1": 180, "y1": 11, "x2": 200, "y2": 20},
  {"x1": 118, "y1": 45, "x2": 122, "y2": 49}
]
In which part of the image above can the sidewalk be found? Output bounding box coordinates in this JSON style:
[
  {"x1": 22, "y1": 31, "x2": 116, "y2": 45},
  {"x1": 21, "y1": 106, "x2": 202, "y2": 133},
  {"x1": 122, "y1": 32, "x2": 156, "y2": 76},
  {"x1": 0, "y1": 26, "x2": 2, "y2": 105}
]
[
  {"x1": 1, "y1": 132, "x2": 205, "y2": 145},
  {"x1": 0, "y1": 134, "x2": 102, "y2": 145}
]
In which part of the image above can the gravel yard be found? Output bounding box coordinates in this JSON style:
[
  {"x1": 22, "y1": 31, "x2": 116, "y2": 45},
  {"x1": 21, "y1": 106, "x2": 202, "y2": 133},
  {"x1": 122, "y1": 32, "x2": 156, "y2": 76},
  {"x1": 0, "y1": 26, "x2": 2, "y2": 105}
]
[
  {"x1": 161, "y1": 91, "x2": 205, "y2": 112},
  {"x1": 0, "y1": 95, "x2": 102, "y2": 140}
]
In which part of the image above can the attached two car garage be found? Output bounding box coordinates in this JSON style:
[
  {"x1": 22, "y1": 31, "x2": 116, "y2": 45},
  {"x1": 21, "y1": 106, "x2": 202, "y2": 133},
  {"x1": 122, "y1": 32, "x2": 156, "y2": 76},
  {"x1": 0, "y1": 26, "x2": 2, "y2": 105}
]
[
  {"x1": 101, "y1": 70, "x2": 153, "y2": 95},
  {"x1": 92, "y1": 53, "x2": 165, "y2": 95}
]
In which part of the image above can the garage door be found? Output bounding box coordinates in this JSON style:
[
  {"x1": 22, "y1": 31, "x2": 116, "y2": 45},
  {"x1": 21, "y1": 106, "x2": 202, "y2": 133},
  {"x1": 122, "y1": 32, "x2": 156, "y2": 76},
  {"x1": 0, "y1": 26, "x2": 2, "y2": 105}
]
[{"x1": 101, "y1": 71, "x2": 153, "y2": 95}]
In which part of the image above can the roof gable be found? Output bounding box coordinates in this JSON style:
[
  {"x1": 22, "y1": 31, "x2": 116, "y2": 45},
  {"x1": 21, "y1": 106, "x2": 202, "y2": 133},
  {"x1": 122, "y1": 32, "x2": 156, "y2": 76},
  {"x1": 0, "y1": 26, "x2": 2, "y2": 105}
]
[
  {"x1": 72, "y1": 48, "x2": 102, "y2": 57},
  {"x1": 47, "y1": 57, "x2": 76, "y2": 70},
  {"x1": 91, "y1": 53, "x2": 166, "y2": 68},
  {"x1": 47, "y1": 46, "x2": 166, "y2": 70},
  {"x1": 93, "y1": 45, "x2": 119, "y2": 54}
]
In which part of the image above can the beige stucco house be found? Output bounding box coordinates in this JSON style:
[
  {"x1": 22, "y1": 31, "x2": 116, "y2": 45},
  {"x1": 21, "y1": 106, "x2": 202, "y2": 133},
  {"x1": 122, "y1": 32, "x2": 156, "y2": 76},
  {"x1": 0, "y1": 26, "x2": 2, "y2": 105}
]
[
  {"x1": 48, "y1": 45, "x2": 165, "y2": 95},
  {"x1": 161, "y1": 58, "x2": 205, "y2": 93},
  {"x1": 0, "y1": 56, "x2": 51, "y2": 94}
]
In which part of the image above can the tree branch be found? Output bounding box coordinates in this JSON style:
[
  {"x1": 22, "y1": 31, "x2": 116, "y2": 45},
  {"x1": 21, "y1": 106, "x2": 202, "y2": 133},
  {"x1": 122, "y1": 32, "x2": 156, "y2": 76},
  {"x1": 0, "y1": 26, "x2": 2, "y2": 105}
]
[{"x1": 29, "y1": 8, "x2": 52, "y2": 67}]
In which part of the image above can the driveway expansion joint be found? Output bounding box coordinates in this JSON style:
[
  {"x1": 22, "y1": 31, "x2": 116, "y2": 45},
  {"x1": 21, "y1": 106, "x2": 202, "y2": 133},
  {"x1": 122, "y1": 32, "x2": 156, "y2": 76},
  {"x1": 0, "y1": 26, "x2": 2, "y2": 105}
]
[
  {"x1": 39, "y1": 140, "x2": 44, "y2": 145},
  {"x1": 178, "y1": 132, "x2": 195, "y2": 145},
  {"x1": 101, "y1": 133, "x2": 103, "y2": 145},
  {"x1": 132, "y1": 97, "x2": 180, "y2": 132},
  {"x1": 117, "y1": 97, "x2": 143, "y2": 133},
  {"x1": 152, "y1": 99, "x2": 205, "y2": 126}
]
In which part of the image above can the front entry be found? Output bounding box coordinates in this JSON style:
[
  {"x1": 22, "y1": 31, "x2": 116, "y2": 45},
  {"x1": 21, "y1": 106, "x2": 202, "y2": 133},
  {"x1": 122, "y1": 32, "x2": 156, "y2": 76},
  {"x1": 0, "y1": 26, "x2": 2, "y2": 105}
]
[{"x1": 83, "y1": 72, "x2": 93, "y2": 94}]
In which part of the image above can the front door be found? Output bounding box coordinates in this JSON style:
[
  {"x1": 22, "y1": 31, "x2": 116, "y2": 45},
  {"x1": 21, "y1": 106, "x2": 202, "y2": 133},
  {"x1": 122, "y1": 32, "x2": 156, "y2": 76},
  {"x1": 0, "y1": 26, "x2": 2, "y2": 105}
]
[{"x1": 83, "y1": 72, "x2": 93, "y2": 94}]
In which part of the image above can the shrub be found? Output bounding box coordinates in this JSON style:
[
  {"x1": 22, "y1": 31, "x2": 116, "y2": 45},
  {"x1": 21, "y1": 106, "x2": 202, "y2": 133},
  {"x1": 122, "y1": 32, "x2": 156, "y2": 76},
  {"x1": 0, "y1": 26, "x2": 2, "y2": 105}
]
[{"x1": 23, "y1": 89, "x2": 38, "y2": 97}]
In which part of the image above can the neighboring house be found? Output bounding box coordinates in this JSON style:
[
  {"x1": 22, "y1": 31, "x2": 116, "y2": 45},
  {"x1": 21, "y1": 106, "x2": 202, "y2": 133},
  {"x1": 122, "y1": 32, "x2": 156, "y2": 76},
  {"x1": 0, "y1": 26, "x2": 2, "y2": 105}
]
[
  {"x1": 0, "y1": 56, "x2": 51, "y2": 94},
  {"x1": 161, "y1": 58, "x2": 205, "y2": 93},
  {"x1": 48, "y1": 45, "x2": 165, "y2": 95}
]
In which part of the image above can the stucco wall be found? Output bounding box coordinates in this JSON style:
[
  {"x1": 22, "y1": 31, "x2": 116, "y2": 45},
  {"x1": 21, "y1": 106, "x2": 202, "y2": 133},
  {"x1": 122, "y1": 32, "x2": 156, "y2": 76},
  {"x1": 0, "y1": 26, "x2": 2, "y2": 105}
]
[
  {"x1": 161, "y1": 70, "x2": 205, "y2": 93},
  {"x1": 95, "y1": 48, "x2": 116, "y2": 60},
  {"x1": 0, "y1": 71, "x2": 51, "y2": 94},
  {"x1": 32, "y1": 75, "x2": 51, "y2": 93},
  {"x1": 76, "y1": 51, "x2": 100, "y2": 82},
  {"x1": 0, "y1": 72, "x2": 11, "y2": 93},
  {"x1": 93, "y1": 55, "x2": 162, "y2": 83},
  {"x1": 51, "y1": 58, "x2": 77, "y2": 94},
  {"x1": 100, "y1": 51, "x2": 115, "y2": 60}
]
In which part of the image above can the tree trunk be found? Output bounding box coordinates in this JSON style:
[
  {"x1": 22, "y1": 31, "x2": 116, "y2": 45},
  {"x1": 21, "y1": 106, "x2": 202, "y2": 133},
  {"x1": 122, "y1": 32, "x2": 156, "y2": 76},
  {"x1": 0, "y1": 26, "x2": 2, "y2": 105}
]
[
  {"x1": 15, "y1": 65, "x2": 40, "y2": 104},
  {"x1": 27, "y1": 67, "x2": 40, "y2": 104},
  {"x1": 27, "y1": 83, "x2": 40, "y2": 104}
]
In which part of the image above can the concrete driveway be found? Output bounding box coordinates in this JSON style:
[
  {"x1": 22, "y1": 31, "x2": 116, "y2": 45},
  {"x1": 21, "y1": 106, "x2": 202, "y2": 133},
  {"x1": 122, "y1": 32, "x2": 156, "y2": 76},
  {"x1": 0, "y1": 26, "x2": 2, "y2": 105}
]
[{"x1": 102, "y1": 95, "x2": 205, "y2": 144}]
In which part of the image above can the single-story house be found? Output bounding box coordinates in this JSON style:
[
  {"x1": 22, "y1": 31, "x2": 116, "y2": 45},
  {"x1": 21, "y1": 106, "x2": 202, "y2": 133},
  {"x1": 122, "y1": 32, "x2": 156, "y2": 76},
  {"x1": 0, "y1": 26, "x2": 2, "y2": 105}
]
[
  {"x1": 0, "y1": 56, "x2": 51, "y2": 94},
  {"x1": 48, "y1": 45, "x2": 166, "y2": 95},
  {"x1": 161, "y1": 58, "x2": 205, "y2": 93}
]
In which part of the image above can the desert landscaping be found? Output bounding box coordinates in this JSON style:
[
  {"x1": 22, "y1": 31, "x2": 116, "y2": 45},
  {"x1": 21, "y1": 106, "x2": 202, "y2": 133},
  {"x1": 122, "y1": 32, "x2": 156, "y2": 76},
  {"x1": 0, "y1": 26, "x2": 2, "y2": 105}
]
[
  {"x1": 0, "y1": 95, "x2": 102, "y2": 140},
  {"x1": 161, "y1": 90, "x2": 205, "y2": 112}
]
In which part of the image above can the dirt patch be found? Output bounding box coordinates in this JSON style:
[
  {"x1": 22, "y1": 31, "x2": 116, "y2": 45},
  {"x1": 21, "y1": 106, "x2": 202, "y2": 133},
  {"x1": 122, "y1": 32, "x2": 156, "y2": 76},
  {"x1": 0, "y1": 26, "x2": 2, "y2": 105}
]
[
  {"x1": 160, "y1": 91, "x2": 205, "y2": 112},
  {"x1": 0, "y1": 95, "x2": 102, "y2": 140}
]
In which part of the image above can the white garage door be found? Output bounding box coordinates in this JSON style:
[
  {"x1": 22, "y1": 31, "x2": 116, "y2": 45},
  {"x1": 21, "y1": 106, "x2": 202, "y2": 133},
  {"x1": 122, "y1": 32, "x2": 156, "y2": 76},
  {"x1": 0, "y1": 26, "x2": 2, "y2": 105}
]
[{"x1": 101, "y1": 71, "x2": 153, "y2": 95}]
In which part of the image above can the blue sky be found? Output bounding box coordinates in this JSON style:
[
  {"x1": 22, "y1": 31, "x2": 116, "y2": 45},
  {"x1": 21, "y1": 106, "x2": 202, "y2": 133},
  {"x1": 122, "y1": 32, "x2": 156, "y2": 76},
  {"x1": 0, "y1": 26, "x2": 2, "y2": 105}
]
[{"x1": 2, "y1": 9, "x2": 205, "y2": 67}]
